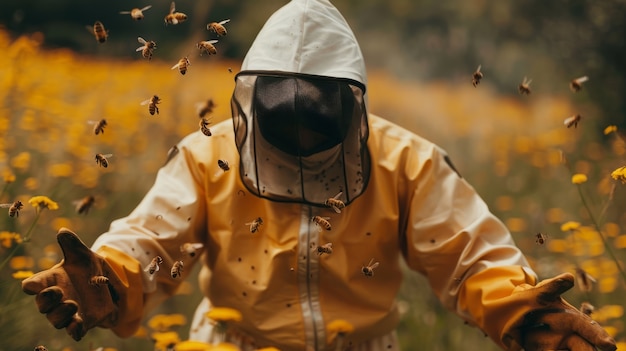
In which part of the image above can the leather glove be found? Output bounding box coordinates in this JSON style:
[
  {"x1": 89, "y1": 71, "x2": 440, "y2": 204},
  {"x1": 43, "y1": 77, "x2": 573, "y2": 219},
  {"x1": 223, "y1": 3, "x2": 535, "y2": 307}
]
[
  {"x1": 22, "y1": 228, "x2": 126, "y2": 341},
  {"x1": 504, "y1": 273, "x2": 616, "y2": 351}
]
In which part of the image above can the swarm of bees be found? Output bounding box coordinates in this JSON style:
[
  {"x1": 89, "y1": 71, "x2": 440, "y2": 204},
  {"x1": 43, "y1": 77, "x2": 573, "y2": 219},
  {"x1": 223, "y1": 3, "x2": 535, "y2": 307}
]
[
  {"x1": 564, "y1": 114, "x2": 582, "y2": 128},
  {"x1": 119, "y1": 5, "x2": 153, "y2": 21},
  {"x1": 171, "y1": 56, "x2": 191, "y2": 75},
  {"x1": 311, "y1": 215, "x2": 331, "y2": 232},
  {"x1": 136, "y1": 37, "x2": 157, "y2": 60},
  {"x1": 570, "y1": 76, "x2": 589, "y2": 93},
  {"x1": 207, "y1": 19, "x2": 230, "y2": 36},
  {"x1": 164, "y1": 2, "x2": 188, "y2": 25},
  {"x1": 88, "y1": 275, "x2": 110, "y2": 287},
  {"x1": 316, "y1": 243, "x2": 333, "y2": 256},
  {"x1": 180, "y1": 242, "x2": 204, "y2": 257},
  {"x1": 74, "y1": 195, "x2": 95, "y2": 214},
  {"x1": 245, "y1": 217, "x2": 263, "y2": 233},
  {"x1": 141, "y1": 95, "x2": 162, "y2": 115},
  {"x1": 0, "y1": 200, "x2": 23, "y2": 217},
  {"x1": 518, "y1": 76, "x2": 532, "y2": 95},
  {"x1": 88, "y1": 21, "x2": 108, "y2": 43},
  {"x1": 471, "y1": 65, "x2": 483, "y2": 87},
  {"x1": 95, "y1": 153, "x2": 113, "y2": 168},
  {"x1": 361, "y1": 258, "x2": 380, "y2": 277}
]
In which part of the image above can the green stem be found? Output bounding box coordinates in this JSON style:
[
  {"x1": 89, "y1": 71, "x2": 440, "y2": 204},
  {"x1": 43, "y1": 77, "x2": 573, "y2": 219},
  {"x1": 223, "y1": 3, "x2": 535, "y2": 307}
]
[
  {"x1": 0, "y1": 209, "x2": 41, "y2": 271},
  {"x1": 576, "y1": 184, "x2": 626, "y2": 284}
]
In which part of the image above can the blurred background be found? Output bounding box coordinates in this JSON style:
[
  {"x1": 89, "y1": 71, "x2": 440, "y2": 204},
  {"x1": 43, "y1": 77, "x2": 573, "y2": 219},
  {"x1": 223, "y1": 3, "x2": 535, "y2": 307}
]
[{"x1": 1, "y1": 0, "x2": 626, "y2": 350}]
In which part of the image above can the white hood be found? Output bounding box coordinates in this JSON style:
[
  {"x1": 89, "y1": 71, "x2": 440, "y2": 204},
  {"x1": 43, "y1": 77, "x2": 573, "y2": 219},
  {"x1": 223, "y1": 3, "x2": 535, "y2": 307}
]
[{"x1": 241, "y1": 0, "x2": 367, "y2": 86}]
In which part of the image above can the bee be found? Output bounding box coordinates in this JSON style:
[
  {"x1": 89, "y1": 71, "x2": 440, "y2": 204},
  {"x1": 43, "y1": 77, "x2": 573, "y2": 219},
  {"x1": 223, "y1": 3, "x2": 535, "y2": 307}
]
[
  {"x1": 89, "y1": 275, "x2": 109, "y2": 286},
  {"x1": 207, "y1": 19, "x2": 231, "y2": 36},
  {"x1": 95, "y1": 153, "x2": 113, "y2": 168},
  {"x1": 34, "y1": 346, "x2": 48, "y2": 351},
  {"x1": 74, "y1": 195, "x2": 95, "y2": 214},
  {"x1": 316, "y1": 242, "x2": 333, "y2": 256},
  {"x1": 569, "y1": 76, "x2": 589, "y2": 93},
  {"x1": 361, "y1": 258, "x2": 380, "y2": 277},
  {"x1": 199, "y1": 118, "x2": 212, "y2": 136},
  {"x1": 119, "y1": 5, "x2": 153, "y2": 21},
  {"x1": 311, "y1": 216, "x2": 331, "y2": 232},
  {"x1": 164, "y1": 2, "x2": 187, "y2": 25},
  {"x1": 171, "y1": 56, "x2": 191, "y2": 75},
  {"x1": 141, "y1": 95, "x2": 162, "y2": 115},
  {"x1": 324, "y1": 192, "x2": 345, "y2": 214},
  {"x1": 196, "y1": 98, "x2": 215, "y2": 118},
  {"x1": 218, "y1": 159, "x2": 230, "y2": 172},
  {"x1": 575, "y1": 267, "x2": 596, "y2": 293},
  {"x1": 88, "y1": 21, "x2": 108, "y2": 43},
  {"x1": 171, "y1": 260, "x2": 184, "y2": 278},
  {"x1": 136, "y1": 37, "x2": 157, "y2": 60},
  {"x1": 180, "y1": 242, "x2": 204, "y2": 257},
  {"x1": 245, "y1": 217, "x2": 264, "y2": 233},
  {"x1": 564, "y1": 114, "x2": 582, "y2": 128},
  {"x1": 535, "y1": 232, "x2": 547, "y2": 245},
  {"x1": 0, "y1": 200, "x2": 23, "y2": 217},
  {"x1": 518, "y1": 77, "x2": 532, "y2": 95},
  {"x1": 197, "y1": 40, "x2": 218, "y2": 56},
  {"x1": 471, "y1": 65, "x2": 483, "y2": 87},
  {"x1": 145, "y1": 255, "x2": 163, "y2": 275},
  {"x1": 88, "y1": 118, "x2": 107, "y2": 135},
  {"x1": 580, "y1": 301, "x2": 595, "y2": 316}
]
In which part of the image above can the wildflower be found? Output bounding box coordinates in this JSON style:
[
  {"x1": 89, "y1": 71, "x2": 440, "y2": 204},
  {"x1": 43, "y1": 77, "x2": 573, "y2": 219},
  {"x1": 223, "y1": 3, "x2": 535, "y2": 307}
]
[
  {"x1": 48, "y1": 163, "x2": 73, "y2": 178},
  {"x1": 212, "y1": 342, "x2": 241, "y2": 351},
  {"x1": 610, "y1": 166, "x2": 626, "y2": 184},
  {"x1": 571, "y1": 173, "x2": 588, "y2": 184},
  {"x1": 256, "y1": 348, "x2": 281, "y2": 351},
  {"x1": 560, "y1": 221, "x2": 581, "y2": 232},
  {"x1": 28, "y1": 195, "x2": 59, "y2": 211},
  {"x1": 327, "y1": 319, "x2": 354, "y2": 351},
  {"x1": 147, "y1": 313, "x2": 187, "y2": 332},
  {"x1": 604, "y1": 125, "x2": 617, "y2": 135},
  {"x1": 151, "y1": 331, "x2": 181, "y2": 351},
  {"x1": 12, "y1": 270, "x2": 34, "y2": 279},
  {"x1": 3, "y1": 170, "x2": 15, "y2": 183},
  {"x1": 205, "y1": 307, "x2": 242, "y2": 345},
  {"x1": 0, "y1": 231, "x2": 22, "y2": 248},
  {"x1": 9, "y1": 255, "x2": 34, "y2": 270},
  {"x1": 10, "y1": 151, "x2": 30, "y2": 171},
  {"x1": 174, "y1": 340, "x2": 214, "y2": 351}
]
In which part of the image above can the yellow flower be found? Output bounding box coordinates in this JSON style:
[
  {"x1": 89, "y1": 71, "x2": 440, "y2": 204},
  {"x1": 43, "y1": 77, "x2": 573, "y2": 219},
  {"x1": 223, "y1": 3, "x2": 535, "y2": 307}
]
[
  {"x1": 9, "y1": 255, "x2": 34, "y2": 270},
  {"x1": 212, "y1": 342, "x2": 241, "y2": 351},
  {"x1": 256, "y1": 348, "x2": 281, "y2": 351},
  {"x1": 12, "y1": 270, "x2": 34, "y2": 279},
  {"x1": 604, "y1": 125, "x2": 617, "y2": 135},
  {"x1": 0, "y1": 231, "x2": 22, "y2": 248},
  {"x1": 10, "y1": 151, "x2": 30, "y2": 171},
  {"x1": 28, "y1": 195, "x2": 59, "y2": 211},
  {"x1": 48, "y1": 163, "x2": 73, "y2": 178},
  {"x1": 571, "y1": 173, "x2": 588, "y2": 184},
  {"x1": 174, "y1": 340, "x2": 214, "y2": 351},
  {"x1": 147, "y1": 313, "x2": 187, "y2": 332},
  {"x1": 326, "y1": 319, "x2": 354, "y2": 335},
  {"x1": 205, "y1": 307, "x2": 243, "y2": 323},
  {"x1": 151, "y1": 331, "x2": 181, "y2": 351},
  {"x1": 3, "y1": 170, "x2": 15, "y2": 183},
  {"x1": 610, "y1": 166, "x2": 626, "y2": 184},
  {"x1": 560, "y1": 221, "x2": 581, "y2": 232}
]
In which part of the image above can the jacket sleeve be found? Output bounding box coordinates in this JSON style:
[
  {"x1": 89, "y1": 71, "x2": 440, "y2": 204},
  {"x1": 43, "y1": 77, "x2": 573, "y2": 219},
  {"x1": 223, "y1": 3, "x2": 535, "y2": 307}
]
[
  {"x1": 401, "y1": 144, "x2": 537, "y2": 348},
  {"x1": 91, "y1": 136, "x2": 208, "y2": 337}
]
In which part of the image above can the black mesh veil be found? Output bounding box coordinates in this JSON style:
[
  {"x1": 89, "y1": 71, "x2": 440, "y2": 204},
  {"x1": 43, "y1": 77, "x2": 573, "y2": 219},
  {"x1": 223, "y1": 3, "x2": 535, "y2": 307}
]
[{"x1": 231, "y1": 71, "x2": 370, "y2": 207}]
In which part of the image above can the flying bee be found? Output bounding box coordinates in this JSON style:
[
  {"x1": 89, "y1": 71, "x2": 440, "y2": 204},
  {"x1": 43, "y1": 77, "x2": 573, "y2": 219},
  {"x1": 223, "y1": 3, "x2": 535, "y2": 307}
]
[
  {"x1": 324, "y1": 192, "x2": 345, "y2": 214},
  {"x1": 518, "y1": 77, "x2": 532, "y2": 95},
  {"x1": 575, "y1": 267, "x2": 596, "y2": 293},
  {"x1": 180, "y1": 242, "x2": 204, "y2": 257},
  {"x1": 87, "y1": 21, "x2": 108, "y2": 43},
  {"x1": 171, "y1": 260, "x2": 184, "y2": 278},
  {"x1": 196, "y1": 40, "x2": 218, "y2": 56},
  {"x1": 145, "y1": 255, "x2": 163, "y2": 275},
  {"x1": 87, "y1": 118, "x2": 107, "y2": 135},
  {"x1": 245, "y1": 217, "x2": 263, "y2": 233},
  {"x1": 171, "y1": 56, "x2": 191, "y2": 75},
  {"x1": 0, "y1": 200, "x2": 23, "y2": 217},
  {"x1": 89, "y1": 275, "x2": 109, "y2": 286},
  {"x1": 196, "y1": 98, "x2": 215, "y2": 118},
  {"x1": 564, "y1": 114, "x2": 582, "y2": 128},
  {"x1": 164, "y1": 2, "x2": 187, "y2": 25},
  {"x1": 207, "y1": 19, "x2": 231, "y2": 36},
  {"x1": 34, "y1": 346, "x2": 48, "y2": 351},
  {"x1": 361, "y1": 258, "x2": 380, "y2": 277},
  {"x1": 74, "y1": 195, "x2": 95, "y2": 214},
  {"x1": 218, "y1": 159, "x2": 230, "y2": 172},
  {"x1": 569, "y1": 76, "x2": 589, "y2": 93},
  {"x1": 471, "y1": 65, "x2": 483, "y2": 87},
  {"x1": 199, "y1": 118, "x2": 212, "y2": 136},
  {"x1": 141, "y1": 95, "x2": 162, "y2": 115},
  {"x1": 580, "y1": 301, "x2": 595, "y2": 316},
  {"x1": 136, "y1": 37, "x2": 157, "y2": 60},
  {"x1": 119, "y1": 5, "x2": 153, "y2": 21},
  {"x1": 95, "y1": 153, "x2": 113, "y2": 168},
  {"x1": 535, "y1": 232, "x2": 547, "y2": 245},
  {"x1": 311, "y1": 216, "x2": 331, "y2": 232},
  {"x1": 315, "y1": 242, "x2": 333, "y2": 256}
]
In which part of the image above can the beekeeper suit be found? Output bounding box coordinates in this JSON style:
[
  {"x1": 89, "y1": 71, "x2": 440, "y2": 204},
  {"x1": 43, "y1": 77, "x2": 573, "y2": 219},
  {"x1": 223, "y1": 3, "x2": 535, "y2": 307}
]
[{"x1": 22, "y1": 0, "x2": 616, "y2": 350}]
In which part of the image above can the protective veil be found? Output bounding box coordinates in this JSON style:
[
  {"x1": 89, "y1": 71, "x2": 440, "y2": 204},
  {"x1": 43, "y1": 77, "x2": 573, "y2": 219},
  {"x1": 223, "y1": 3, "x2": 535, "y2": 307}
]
[{"x1": 231, "y1": 0, "x2": 370, "y2": 206}]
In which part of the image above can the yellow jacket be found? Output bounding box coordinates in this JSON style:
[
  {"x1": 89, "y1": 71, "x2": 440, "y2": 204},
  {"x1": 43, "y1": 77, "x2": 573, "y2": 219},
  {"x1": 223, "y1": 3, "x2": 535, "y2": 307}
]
[{"x1": 93, "y1": 114, "x2": 536, "y2": 350}]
